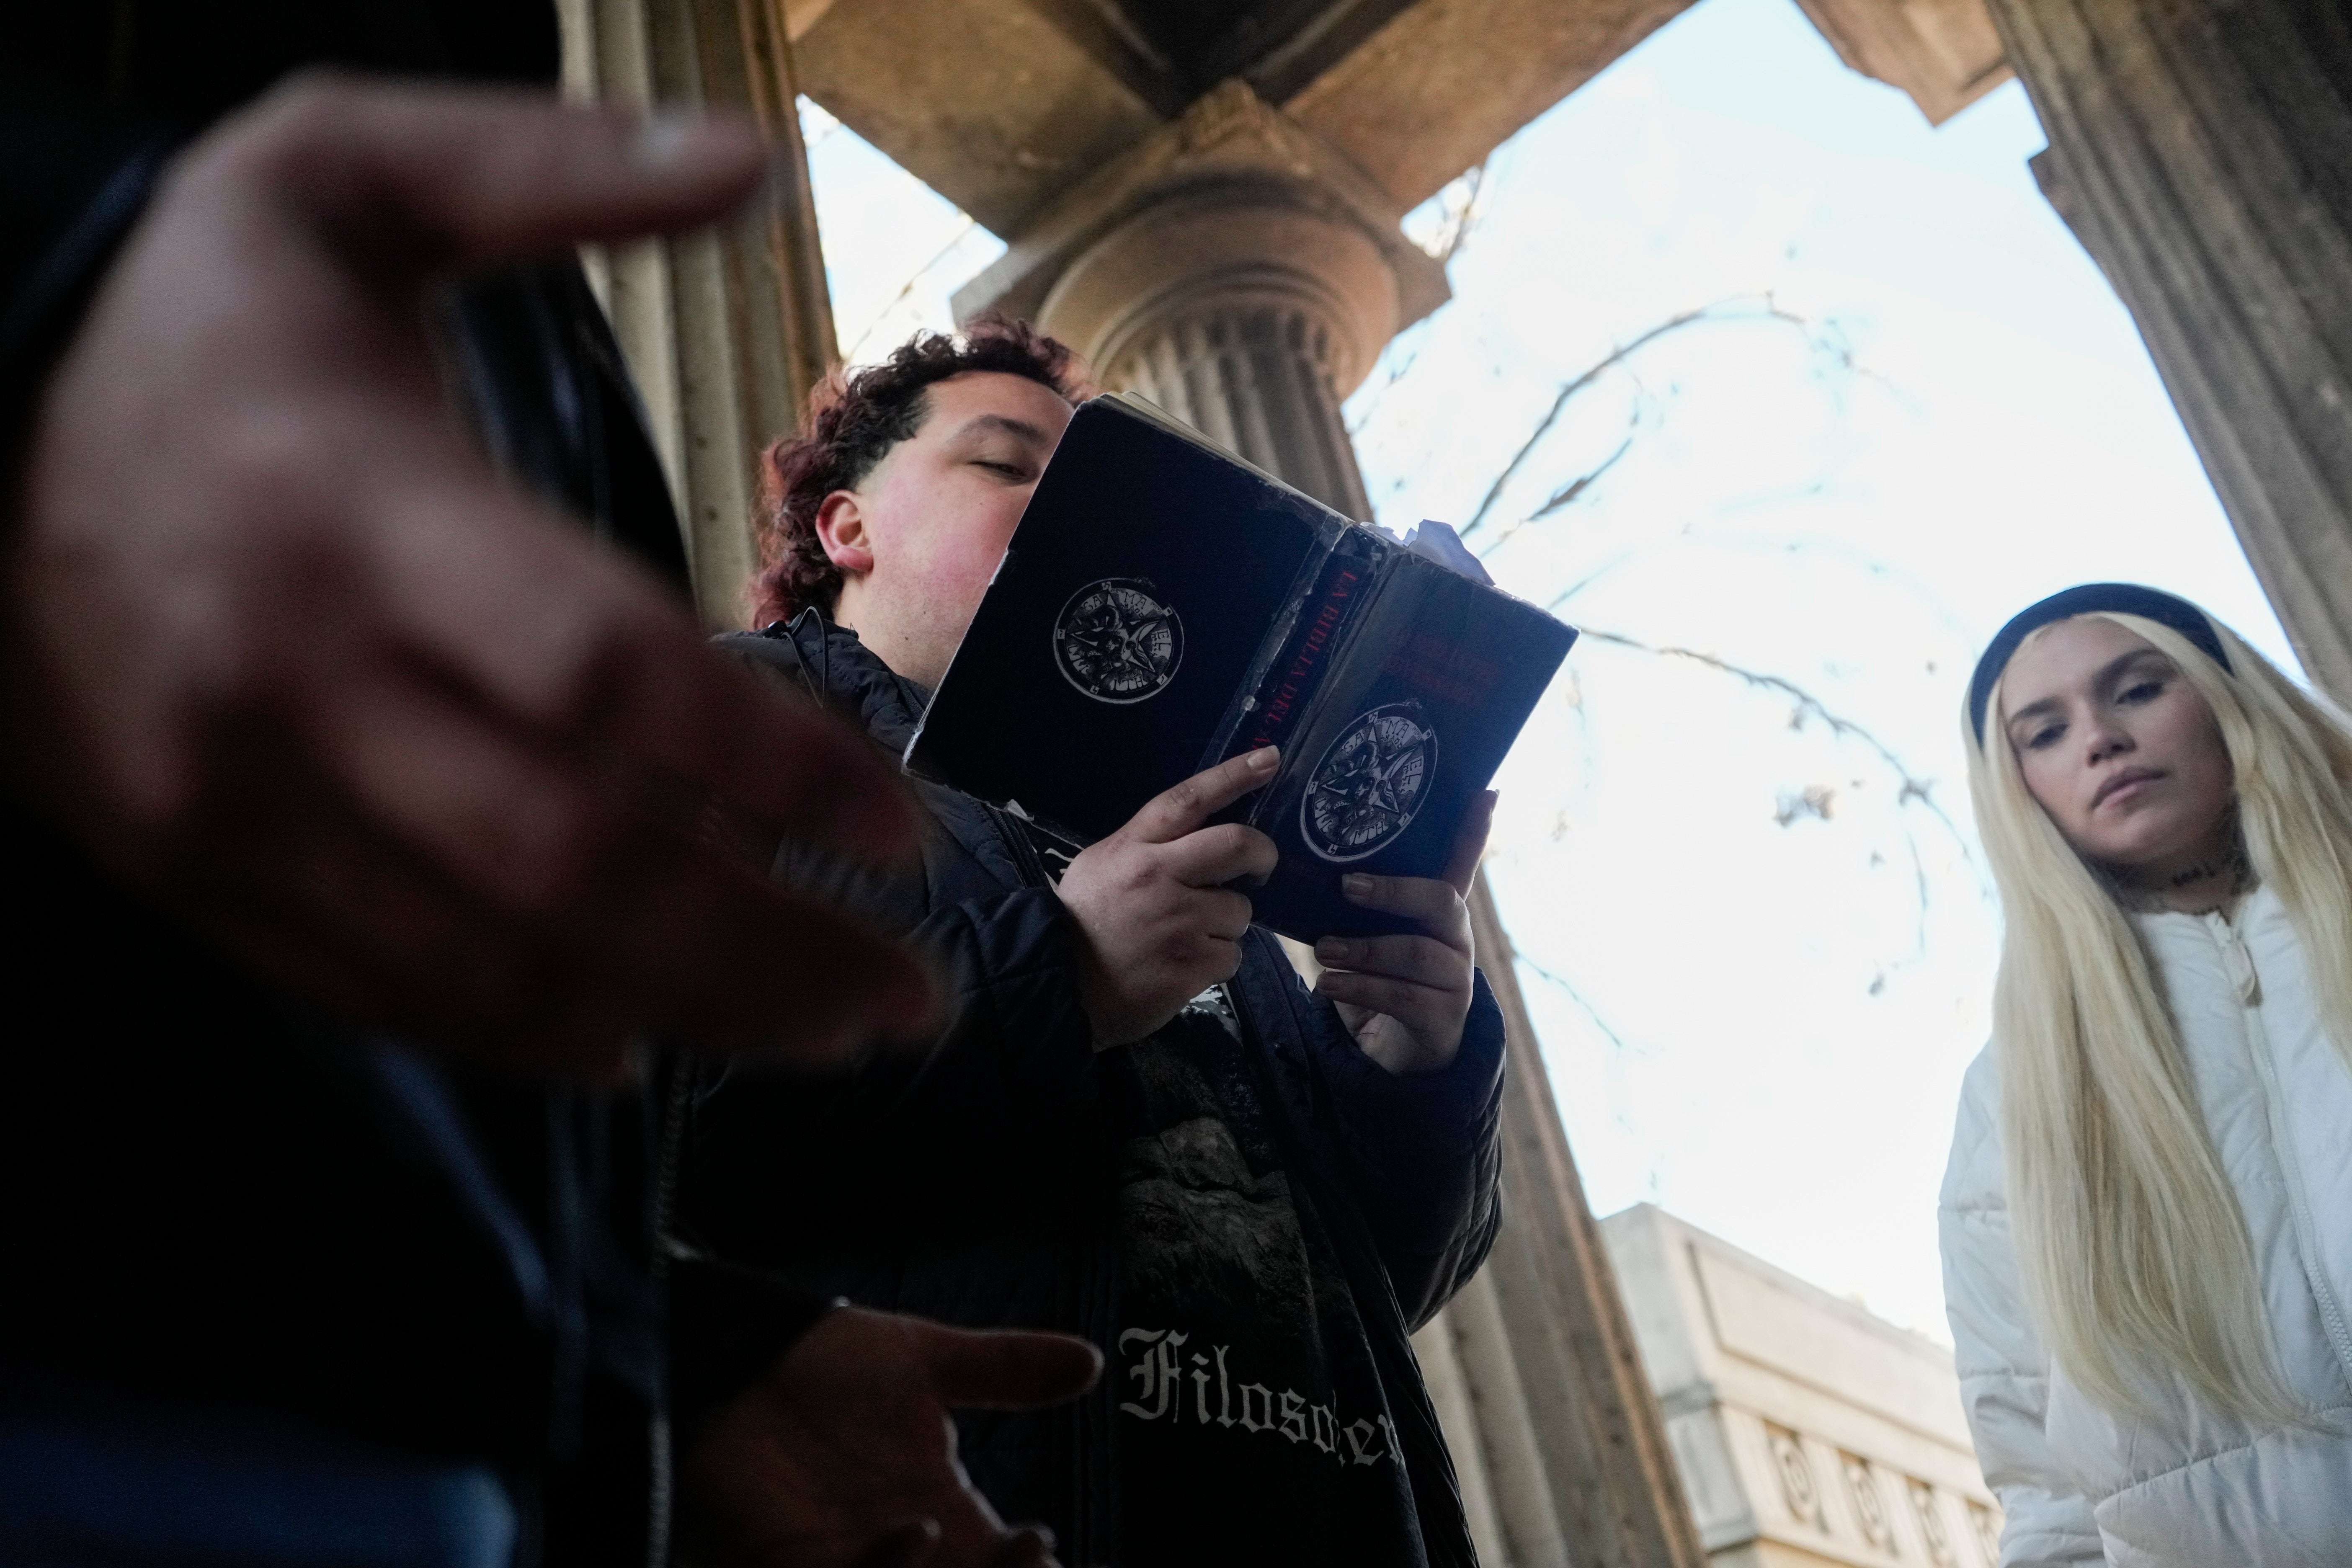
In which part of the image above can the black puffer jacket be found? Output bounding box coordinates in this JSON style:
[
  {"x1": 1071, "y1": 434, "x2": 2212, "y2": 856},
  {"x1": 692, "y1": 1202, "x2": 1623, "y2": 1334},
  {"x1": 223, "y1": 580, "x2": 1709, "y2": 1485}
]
[{"x1": 679, "y1": 614, "x2": 1506, "y2": 1568}]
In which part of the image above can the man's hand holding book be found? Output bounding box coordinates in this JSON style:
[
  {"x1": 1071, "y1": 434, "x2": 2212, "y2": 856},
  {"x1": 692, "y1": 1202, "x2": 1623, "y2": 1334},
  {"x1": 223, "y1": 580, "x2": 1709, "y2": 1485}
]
[{"x1": 1059, "y1": 743, "x2": 1492, "y2": 1074}]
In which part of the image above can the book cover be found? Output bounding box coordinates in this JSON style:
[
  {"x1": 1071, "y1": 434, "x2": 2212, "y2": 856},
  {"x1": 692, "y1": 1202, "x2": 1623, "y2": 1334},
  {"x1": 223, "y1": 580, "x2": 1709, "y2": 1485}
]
[{"x1": 905, "y1": 395, "x2": 1576, "y2": 941}]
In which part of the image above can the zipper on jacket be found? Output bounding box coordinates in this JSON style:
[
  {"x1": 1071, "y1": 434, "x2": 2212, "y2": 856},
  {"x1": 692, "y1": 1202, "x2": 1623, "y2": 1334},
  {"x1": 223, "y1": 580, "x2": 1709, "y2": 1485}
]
[{"x1": 2205, "y1": 909, "x2": 2352, "y2": 1395}]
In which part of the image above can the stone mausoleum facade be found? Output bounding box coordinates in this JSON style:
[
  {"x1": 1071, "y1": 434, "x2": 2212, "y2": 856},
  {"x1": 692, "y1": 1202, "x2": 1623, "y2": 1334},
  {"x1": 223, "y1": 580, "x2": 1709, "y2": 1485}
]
[
  {"x1": 1605, "y1": 1207, "x2": 2001, "y2": 1568},
  {"x1": 551, "y1": 0, "x2": 2352, "y2": 1561}
]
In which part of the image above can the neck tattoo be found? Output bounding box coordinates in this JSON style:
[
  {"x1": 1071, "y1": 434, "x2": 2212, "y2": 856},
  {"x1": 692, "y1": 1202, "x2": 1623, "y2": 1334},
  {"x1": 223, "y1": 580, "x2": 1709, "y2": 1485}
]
[
  {"x1": 2105, "y1": 820, "x2": 2254, "y2": 911},
  {"x1": 2121, "y1": 842, "x2": 2253, "y2": 912},
  {"x1": 2164, "y1": 851, "x2": 2239, "y2": 888}
]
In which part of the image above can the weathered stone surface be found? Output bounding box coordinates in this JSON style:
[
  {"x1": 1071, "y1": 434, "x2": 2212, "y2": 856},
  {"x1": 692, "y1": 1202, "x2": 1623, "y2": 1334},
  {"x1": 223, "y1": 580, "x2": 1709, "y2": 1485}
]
[
  {"x1": 560, "y1": 0, "x2": 838, "y2": 626},
  {"x1": 958, "y1": 93, "x2": 1393, "y2": 530},
  {"x1": 792, "y1": 0, "x2": 1702, "y2": 237},
  {"x1": 1787, "y1": 0, "x2": 2009, "y2": 125},
  {"x1": 957, "y1": 81, "x2": 1447, "y2": 407},
  {"x1": 1602, "y1": 1206, "x2": 2004, "y2": 1567},
  {"x1": 1992, "y1": 0, "x2": 2352, "y2": 700},
  {"x1": 793, "y1": 0, "x2": 1166, "y2": 234},
  {"x1": 1464, "y1": 882, "x2": 1712, "y2": 1568},
  {"x1": 1284, "y1": 0, "x2": 1697, "y2": 210}
]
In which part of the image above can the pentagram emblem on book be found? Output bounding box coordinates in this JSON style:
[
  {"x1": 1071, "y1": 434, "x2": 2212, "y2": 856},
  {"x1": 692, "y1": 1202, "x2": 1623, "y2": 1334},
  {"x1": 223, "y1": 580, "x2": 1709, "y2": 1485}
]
[
  {"x1": 1301, "y1": 703, "x2": 1440, "y2": 862},
  {"x1": 1052, "y1": 578, "x2": 1185, "y2": 703}
]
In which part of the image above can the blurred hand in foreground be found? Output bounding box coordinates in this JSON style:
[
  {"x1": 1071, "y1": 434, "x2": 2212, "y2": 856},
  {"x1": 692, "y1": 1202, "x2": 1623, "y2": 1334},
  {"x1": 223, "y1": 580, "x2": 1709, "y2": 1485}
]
[
  {"x1": 678, "y1": 1305, "x2": 1101, "y2": 1568},
  {"x1": 7, "y1": 76, "x2": 935, "y2": 1076}
]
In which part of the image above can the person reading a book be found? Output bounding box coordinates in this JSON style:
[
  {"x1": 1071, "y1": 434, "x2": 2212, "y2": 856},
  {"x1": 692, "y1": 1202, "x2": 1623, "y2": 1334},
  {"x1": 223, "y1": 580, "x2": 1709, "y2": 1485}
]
[{"x1": 672, "y1": 319, "x2": 1509, "y2": 1568}]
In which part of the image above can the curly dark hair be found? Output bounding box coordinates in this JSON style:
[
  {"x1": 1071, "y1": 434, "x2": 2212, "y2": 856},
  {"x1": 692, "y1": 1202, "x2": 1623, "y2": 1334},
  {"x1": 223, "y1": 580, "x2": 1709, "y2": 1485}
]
[{"x1": 748, "y1": 316, "x2": 1088, "y2": 627}]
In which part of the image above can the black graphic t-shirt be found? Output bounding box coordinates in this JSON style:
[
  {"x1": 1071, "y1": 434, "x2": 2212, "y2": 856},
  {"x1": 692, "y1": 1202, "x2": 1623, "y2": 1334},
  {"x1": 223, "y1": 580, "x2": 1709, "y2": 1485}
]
[{"x1": 1102, "y1": 989, "x2": 1425, "y2": 1568}]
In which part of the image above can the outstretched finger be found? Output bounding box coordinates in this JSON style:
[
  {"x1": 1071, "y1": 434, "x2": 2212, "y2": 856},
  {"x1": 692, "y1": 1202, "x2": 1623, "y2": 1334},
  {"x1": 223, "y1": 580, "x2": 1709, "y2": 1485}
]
[
  {"x1": 229, "y1": 74, "x2": 771, "y2": 281},
  {"x1": 1310, "y1": 932, "x2": 1461, "y2": 990},
  {"x1": 1125, "y1": 747, "x2": 1279, "y2": 845},
  {"x1": 1313, "y1": 968, "x2": 1452, "y2": 1029},
  {"x1": 923, "y1": 1326, "x2": 1104, "y2": 1412},
  {"x1": 1339, "y1": 871, "x2": 1470, "y2": 949},
  {"x1": 1159, "y1": 822, "x2": 1279, "y2": 889},
  {"x1": 1442, "y1": 790, "x2": 1498, "y2": 895}
]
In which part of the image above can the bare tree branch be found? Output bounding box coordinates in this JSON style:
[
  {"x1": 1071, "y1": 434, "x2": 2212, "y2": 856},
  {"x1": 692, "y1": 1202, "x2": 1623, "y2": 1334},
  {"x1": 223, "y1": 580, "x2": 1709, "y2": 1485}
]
[
  {"x1": 1563, "y1": 625, "x2": 1968, "y2": 953},
  {"x1": 1566, "y1": 627, "x2": 1963, "y2": 844},
  {"x1": 1533, "y1": 549, "x2": 1635, "y2": 611},
  {"x1": 1344, "y1": 167, "x2": 1488, "y2": 438},
  {"x1": 1478, "y1": 424, "x2": 1639, "y2": 552},
  {"x1": 1516, "y1": 949, "x2": 1638, "y2": 1058},
  {"x1": 1532, "y1": 429, "x2": 1637, "y2": 521},
  {"x1": 842, "y1": 215, "x2": 980, "y2": 362},
  {"x1": 1460, "y1": 295, "x2": 1818, "y2": 541},
  {"x1": 1363, "y1": 280, "x2": 1946, "y2": 988},
  {"x1": 1346, "y1": 334, "x2": 1427, "y2": 438}
]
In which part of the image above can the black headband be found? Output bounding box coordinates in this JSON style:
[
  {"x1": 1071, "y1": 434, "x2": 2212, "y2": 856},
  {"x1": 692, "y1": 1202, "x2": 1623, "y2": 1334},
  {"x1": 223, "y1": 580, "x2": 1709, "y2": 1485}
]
[{"x1": 1968, "y1": 582, "x2": 2231, "y2": 745}]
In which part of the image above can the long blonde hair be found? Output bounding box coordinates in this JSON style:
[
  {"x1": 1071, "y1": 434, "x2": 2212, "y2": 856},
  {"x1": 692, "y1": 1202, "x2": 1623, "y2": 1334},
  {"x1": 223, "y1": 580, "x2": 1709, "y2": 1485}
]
[{"x1": 1969, "y1": 610, "x2": 2352, "y2": 1423}]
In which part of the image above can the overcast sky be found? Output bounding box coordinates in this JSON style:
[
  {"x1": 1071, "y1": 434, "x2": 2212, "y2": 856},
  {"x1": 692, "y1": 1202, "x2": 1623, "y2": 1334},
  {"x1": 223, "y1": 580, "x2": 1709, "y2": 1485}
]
[{"x1": 799, "y1": 0, "x2": 2299, "y2": 1340}]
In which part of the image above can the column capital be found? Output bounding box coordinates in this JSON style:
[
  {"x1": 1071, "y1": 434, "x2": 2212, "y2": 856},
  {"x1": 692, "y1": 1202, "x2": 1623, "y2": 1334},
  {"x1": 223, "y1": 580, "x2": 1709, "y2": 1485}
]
[{"x1": 954, "y1": 79, "x2": 1447, "y2": 399}]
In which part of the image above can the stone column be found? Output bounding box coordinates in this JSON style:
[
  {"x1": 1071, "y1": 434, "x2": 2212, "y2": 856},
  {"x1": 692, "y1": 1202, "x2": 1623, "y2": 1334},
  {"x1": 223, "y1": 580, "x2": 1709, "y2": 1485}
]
[
  {"x1": 964, "y1": 81, "x2": 1705, "y2": 1568},
  {"x1": 558, "y1": 0, "x2": 839, "y2": 626},
  {"x1": 1459, "y1": 881, "x2": 1708, "y2": 1568},
  {"x1": 1038, "y1": 208, "x2": 1383, "y2": 517},
  {"x1": 958, "y1": 80, "x2": 1450, "y2": 514},
  {"x1": 987, "y1": 81, "x2": 1439, "y2": 518},
  {"x1": 1111, "y1": 306, "x2": 1374, "y2": 519},
  {"x1": 1988, "y1": 0, "x2": 2352, "y2": 701}
]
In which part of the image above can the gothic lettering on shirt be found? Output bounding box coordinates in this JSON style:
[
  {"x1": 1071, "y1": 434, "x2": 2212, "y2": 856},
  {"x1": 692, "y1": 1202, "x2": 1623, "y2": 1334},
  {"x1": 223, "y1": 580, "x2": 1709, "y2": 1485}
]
[{"x1": 1118, "y1": 1327, "x2": 1398, "y2": 1467}]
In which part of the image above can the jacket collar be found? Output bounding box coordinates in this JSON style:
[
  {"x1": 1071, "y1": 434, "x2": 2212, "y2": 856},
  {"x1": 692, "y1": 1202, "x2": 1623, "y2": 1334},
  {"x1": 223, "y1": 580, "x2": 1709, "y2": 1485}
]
[{"x1": 776, "y1": 608, "x2": 933, "y2": 755}]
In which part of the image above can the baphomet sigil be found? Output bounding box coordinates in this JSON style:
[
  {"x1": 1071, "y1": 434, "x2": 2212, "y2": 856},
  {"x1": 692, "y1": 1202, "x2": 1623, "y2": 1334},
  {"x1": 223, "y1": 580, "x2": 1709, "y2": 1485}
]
[
  {"x1": 1300, "y1": 702, "x2": 1439, "y2": 862},
  {"x1": 1052, "y1": 578, "x2": 1185, "y2": 704}
]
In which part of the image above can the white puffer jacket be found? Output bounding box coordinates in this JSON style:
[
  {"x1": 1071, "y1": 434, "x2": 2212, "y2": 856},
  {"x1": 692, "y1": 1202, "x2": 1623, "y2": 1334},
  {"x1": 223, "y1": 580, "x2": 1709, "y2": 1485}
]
[{"x1": 1939, "y1": 883, "x2": 2352, "y2": 1567}]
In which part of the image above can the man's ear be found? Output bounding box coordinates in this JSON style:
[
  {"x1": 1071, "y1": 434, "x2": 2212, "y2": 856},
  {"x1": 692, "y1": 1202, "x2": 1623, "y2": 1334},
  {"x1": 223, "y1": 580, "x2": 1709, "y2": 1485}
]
[{"x1": 814, "y1": 490, "x2": 875, "y2": 579}]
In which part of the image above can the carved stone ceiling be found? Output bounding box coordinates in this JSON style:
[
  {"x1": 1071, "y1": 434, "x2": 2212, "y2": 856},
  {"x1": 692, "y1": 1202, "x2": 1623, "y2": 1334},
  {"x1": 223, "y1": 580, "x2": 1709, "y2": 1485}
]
[
  {"x1": 1018, "y1": 0, "x2": 1425, "y2": 111},
  {"x1": 788, "y1": 0, "x2": 2007, "y2": 244},
  {"x1": 790, "y1": 0, "x2": 1700, "y2": 234}
]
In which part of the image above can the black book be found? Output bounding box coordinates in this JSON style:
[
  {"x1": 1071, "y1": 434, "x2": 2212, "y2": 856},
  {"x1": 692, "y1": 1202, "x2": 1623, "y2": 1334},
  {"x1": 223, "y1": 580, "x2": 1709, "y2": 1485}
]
[{"x1": 905, "y1": 394, "x2": 1577, "y2": 941}]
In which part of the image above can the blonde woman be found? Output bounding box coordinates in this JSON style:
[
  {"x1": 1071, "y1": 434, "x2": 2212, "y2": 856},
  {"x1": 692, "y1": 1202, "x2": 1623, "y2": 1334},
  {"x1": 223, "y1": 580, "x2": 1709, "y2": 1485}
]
[{"x1": 1939, "y1": 583, "x2": 2352, "y2": 1568}]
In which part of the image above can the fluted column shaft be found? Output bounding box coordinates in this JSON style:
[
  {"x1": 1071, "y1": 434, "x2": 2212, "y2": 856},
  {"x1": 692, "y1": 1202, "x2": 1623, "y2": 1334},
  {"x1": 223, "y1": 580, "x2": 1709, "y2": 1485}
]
[
  {"x1": 1460, "y1": 881, "x2": 1706, "y2": 1568},
  {"x1": 1991, "y1": 0, "x2": 2352, "y2": 699},
  {"x1": 1112, "y1": 304, "x2": 1375, "y2": 519},
  {"x1": 559, "y1": 0, "x2": 838, "y2": 626}
]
